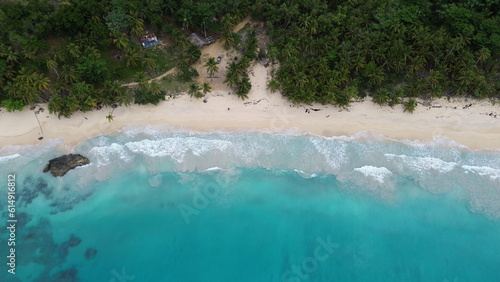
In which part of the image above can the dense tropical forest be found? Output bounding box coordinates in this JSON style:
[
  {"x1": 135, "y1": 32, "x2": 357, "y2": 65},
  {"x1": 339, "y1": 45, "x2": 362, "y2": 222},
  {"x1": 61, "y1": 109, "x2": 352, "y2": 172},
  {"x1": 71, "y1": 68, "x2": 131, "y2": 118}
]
[{"x1": 0, "y1": 0, "x2": 498, "y2": 117}]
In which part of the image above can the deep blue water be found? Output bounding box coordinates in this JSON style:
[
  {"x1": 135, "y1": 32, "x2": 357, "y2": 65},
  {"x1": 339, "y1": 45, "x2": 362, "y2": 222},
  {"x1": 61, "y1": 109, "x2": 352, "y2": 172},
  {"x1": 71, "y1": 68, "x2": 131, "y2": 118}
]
[{"x1": 1, "y1": 129, "x2": 499, "y2": 281}]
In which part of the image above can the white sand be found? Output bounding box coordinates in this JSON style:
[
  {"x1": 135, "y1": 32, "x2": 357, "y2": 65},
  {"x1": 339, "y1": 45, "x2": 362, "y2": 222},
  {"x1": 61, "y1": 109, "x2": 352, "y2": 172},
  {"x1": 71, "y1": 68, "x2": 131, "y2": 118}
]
[
  {"x1": 1, "y1": 18, "x2": 499, "y2": 151},
  {"x1": 1, "y1": 61, "x2": 499, "y2": 151}
]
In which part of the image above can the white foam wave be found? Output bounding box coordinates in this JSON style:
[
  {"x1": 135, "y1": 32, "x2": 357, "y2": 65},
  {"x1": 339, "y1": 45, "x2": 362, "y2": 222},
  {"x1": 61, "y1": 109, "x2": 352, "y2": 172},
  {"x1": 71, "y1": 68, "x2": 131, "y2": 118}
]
[
  {"x1": 124, "y1": 137, "x2": 233, "y2": 163},
  {"x1": 5, "y1": 126, "x2": 496, "y2": 217},
  {"x1": 0, "y1": 154, "x2": 20, "y2": 164},
  {"x1": 353, "y1": 166, "x2": 392, "y2": 184},
  {"x1": 204, "y1": 167, "x2": 224, "y2": 171},
  {"x1": 403, "y1": 135, "x2": 469, "y2": 150},
  {"x1": 463, "y1": 165, "x2": 500, "y2": 180},
  {"x1": 294, "y1": 169, "x2": 318, "y2": 178},
  {"x1": 310, "y1": 137, "x2": 347, "y2": 170},
  {"x1": 385, "y1": 154, "x2": 457, "y2": 173},
  {"x1": 88, "y1": 143, "x2": 131, "y2": 166}
]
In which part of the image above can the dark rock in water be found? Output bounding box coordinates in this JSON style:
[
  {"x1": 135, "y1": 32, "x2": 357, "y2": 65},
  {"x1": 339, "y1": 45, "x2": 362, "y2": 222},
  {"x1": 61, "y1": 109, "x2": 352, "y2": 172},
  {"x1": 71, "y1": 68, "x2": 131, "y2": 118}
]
[
  {"x1": 15, "y1": 212, "x2": 30, "y2": 228},
  {"x1": 67, "y1": 234, "x2": 82, "y2": 247},
  {"x1": 57, "y1": 234, "x2": 82, "y2": 260},
  {"x1": 53, "y1": 266, "x2": 79, "y2": 281},
  {"x1": 43, "y1": 154, "x2": 90, "y2": 177},
  {"x1": 84, "y1": 248, "x2": 97, "y2": 260},
  {"x1": 19, "y1": 177, "x2": 51, "y2": 207}
]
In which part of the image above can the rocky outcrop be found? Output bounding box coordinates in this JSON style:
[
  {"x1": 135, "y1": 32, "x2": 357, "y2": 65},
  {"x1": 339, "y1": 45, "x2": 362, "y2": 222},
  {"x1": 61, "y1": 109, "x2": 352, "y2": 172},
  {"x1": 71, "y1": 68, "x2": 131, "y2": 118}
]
[
  {"x1": 43, "y1": 154, "x2": 90, "y2": 177},
  {"x1": 84, "y1": 248, "x2": 98, "y2": 260}
]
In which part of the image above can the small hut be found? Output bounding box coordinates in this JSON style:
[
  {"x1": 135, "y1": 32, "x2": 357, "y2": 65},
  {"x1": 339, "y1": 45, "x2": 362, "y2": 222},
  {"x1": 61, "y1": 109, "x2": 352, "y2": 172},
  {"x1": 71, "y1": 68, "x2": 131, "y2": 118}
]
[
  {"x1": 140, "y1": 34, "x2": 159, "y2": 48},
  {"x1": 189, "y1": 33, "x2": 214, "y2": 47}
]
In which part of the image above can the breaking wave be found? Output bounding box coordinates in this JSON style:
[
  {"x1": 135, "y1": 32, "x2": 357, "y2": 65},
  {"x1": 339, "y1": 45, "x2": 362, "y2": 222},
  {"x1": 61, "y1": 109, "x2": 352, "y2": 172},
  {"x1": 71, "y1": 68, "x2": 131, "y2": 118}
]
[{"x1": 2, "y1": 127, "x2": 499, "y2": 217}]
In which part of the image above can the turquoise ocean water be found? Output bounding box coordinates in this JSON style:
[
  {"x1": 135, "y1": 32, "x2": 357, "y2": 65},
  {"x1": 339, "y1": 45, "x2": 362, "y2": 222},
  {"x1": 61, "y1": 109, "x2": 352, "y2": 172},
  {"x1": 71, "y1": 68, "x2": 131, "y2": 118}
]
[{"x1": 1, "y1": 127, "x2": 500, "y2": 281}]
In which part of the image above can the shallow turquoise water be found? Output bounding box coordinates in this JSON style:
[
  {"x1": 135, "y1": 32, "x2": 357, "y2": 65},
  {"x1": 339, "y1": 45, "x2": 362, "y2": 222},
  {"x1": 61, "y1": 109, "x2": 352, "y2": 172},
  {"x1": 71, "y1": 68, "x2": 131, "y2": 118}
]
[{"x1": 1, "y1": 129, "x2": 499, "y2": 281}]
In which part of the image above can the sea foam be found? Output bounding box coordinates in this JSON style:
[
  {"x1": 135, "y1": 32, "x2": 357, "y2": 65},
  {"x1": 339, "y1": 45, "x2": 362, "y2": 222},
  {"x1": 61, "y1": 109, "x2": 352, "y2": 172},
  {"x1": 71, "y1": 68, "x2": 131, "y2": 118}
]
[
  {"x1": 3, "y1": 127, "x2": 500, "y2": 217},
  {"x1": 463, "y1": 165, "x2": 500, "y2": 180},
  {"x1": 353, "y1": 166, "x2": 392, "y2": 184}
]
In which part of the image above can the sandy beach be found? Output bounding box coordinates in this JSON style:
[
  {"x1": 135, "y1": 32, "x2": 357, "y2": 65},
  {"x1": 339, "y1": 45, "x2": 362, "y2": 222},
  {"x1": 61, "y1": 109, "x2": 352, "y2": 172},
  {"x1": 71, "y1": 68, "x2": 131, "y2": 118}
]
[
  {"x1": 1, "y1": 18, "x2": 499, "y2": 151},
  {"x1": 1, "y1": 62, "x2": 499, "y2": 151}
]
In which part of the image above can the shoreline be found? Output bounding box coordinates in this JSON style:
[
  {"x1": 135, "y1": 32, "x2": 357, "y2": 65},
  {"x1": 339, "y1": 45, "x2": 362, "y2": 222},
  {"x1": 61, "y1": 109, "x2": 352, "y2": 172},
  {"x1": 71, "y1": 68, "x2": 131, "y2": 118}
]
[
  {"x1": 1, "y1": 73, "x2": 499, "y2": 152},
  {"x1": 1, "y1": 31, "x2": 499, "y2": 152}
]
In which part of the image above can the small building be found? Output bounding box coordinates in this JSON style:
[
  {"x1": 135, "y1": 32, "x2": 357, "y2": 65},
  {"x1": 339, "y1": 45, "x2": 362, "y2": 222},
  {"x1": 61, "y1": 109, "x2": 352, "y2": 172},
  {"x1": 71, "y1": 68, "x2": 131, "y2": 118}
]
[
  {"x1": 189, "y1": 33, "x2": 214, "y2": 47},
  {"x1": 140, "y1": 34, "x2": 159, "y2": 48}
]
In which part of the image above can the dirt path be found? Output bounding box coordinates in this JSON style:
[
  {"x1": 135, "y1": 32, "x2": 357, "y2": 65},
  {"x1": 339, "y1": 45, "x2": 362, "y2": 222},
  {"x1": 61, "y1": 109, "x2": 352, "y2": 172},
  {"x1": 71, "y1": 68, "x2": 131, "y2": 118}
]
[
  {"x1": 121, "y1": 67, "x2": 178, "y2": 87},
  {"x1": 233, "y1": 16, "x2": 252, "y2": 33},
  {"x1": 121, "y1": 17, "x2": 251, "y2": 88}
]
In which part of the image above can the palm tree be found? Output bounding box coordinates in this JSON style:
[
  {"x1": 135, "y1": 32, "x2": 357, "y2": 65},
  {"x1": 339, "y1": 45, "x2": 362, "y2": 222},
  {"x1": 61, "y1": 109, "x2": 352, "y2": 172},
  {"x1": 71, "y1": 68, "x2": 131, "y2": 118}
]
[
  {"x1": 66, "y1": 43, "x2": 81, "y2": 59},
  {"x1": 62, "y1": 65, "x2": 79, "y2": 83},
  {"x1": 148, "y1": 81, "x2": 162, "y2": 96},
  {"x1": 174, "y1": 8, "x2": 193, "y2": 31},
  {"x1": 0, "y1": 46, "x2": 18, "y2": 63},
  {"x1": 236, "y1": 77, "x2": 251, "y2": 100},
  {"x1": 186, "y1": 44, "x2": 201, "y2": 64},
  {"x1": 204, "y1": 57, "x2": 219, "y2": 79},
  {"x1": 142, "y1": 57, "x2": 157, "y2": 70},
  {"x1": 6, "y1": 68, "x2": 51, "y2": 105},
  {"x1": 135, "y1": 72, "x2": 146, "y2": 83},
  {"x1": 124, "y1": 48, "x2": 141, "y2": 67},
  {"x1": 113, "y1": 33, "x2": 129, "y2": 50},
  {"x1": 224, "y1": 62, "x2": 239, "y2": 89},
  {"x1": 46, "y1": 57, "x2": 59, "y2": 78},
  {"x1": 427, "y1": 69, "x2": 444, "y2": 88},
  {"x1": 221, "y1": 14, "x2": 236, "y2": 34},
  {"x1": 202, "y1": 83, "x2": 212, "y2": 95},
  {"x1": 409, "y1": 55, "x2": 427, "y2": 74},
  {"x1": 295, "y1": 72, "x2": 309, "y2": 89},
  {"x1": 224, "y1": 32, "x2": 239, "y2": 49},
  {"x1": 32, "y1": 73, "x2": 50, "y2": 91},
  {"x1": 475, "y1": 47, "x2": 490, "y2": 65},
  {"x1": 130, "y1": 12, "x2": 145, "y2": 37},
  {"x1": 116, "y1": 88, "x2": 134, "y2": 107},
  {"x1": 403, "y1": 98, "x2": 417, "y2": 113},
  {"x1": 236, "y1": 57, "x2": 251, "y2": 76},
  {"x1": 22, "y1": 50, "x2": 36, "y2": 60},
  {"x1": 188, "y1": 82, "x2": 203, "y2": 98},
  {"x1": 267, "y1": 78, "x2": 280, "y2": 93},
  {"x1": 388, "y1": 89, "x2": 403, "y2": 106},
  {"x1": 48, "y1": 95, "x2": 66, "y2": 117},
  {"x1": 336, "y1": 86, "x2": 358, "y2": 108},
  {"x1": 367, "y1": 68, "x2": 385, "y2": 87},
  {"x1": 372, "y1": 88, "x2": 390, "y2": 105},
  {"x1": 282, "y1": 43, "x2": 298, "y2": 60},
  {"x1": 106, "y1": 112, "x2": 114, "y2": 122}
]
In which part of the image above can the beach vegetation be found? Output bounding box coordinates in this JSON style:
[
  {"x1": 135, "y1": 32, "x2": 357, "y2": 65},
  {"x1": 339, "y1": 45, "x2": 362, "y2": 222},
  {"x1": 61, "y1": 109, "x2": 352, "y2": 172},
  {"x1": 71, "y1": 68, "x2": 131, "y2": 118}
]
[
  {"x1": 403, "y1": 98, "x2": 418, "y2": 113},
  {"x1": 267, "y1": 78, "x2": 280, "y2": 93},
  {"x1": 1, "y1": 0, "x2": 498, "y2": 116},
  {"x1": 133, "y1": 79, "x2": 165, "y2": 106},
  {"x1": 204, "y1": 57, "x2": 219, "y2": 79},
  {"x1": 188, "y1": 82, "x2": 204, "y2": 99},
  {"x1": 202, "y1": 83, "x2": 212, "y2": 95},
  {"x1": 106, "y1": 112, "x2": 114, "y2": 122},
  {"x1": 236, "y1": 77, "x2": 252, "y2": 100},
  {"x1": 2, "y1": 99, "x2": 24, "y2": 112},
  {"x1": 253, "y1": 0, "x2": 500, "y2": 106}
]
